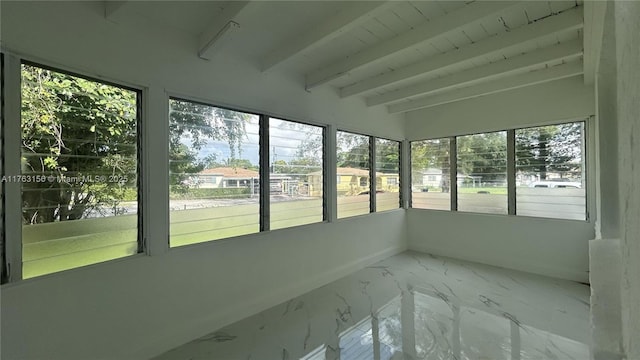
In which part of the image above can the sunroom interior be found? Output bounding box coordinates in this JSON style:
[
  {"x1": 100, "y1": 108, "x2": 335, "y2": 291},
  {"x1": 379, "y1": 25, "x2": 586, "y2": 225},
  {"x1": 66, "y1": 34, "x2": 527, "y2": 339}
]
[{"x1": 0, "y1": 1, "x2": 638, "y2": 359}]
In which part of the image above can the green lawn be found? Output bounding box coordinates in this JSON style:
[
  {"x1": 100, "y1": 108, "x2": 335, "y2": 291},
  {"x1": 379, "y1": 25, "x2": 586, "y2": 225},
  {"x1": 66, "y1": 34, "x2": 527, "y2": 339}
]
[
  {"x1": 457, "y1": 187, "x2": 508, "y2": 195},
  {"x1": 23, "y1": 194, "x2": 401, "y2": 278}
]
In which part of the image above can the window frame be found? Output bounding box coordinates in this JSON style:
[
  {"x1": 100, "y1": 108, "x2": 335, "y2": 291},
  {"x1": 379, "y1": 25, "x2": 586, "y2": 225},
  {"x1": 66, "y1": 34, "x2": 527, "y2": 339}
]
[
  {"x1": 167, "y1": 95, "x2": 330, "y2": 247},
  {"x1": 335, "y1": 130, "x2": 404, "y2": 219},
  {"x1": 409, "y1": 118, "x2": 591, "y2": 222},
  {"x1": 267, "y1": 116, "x2": 327, "y2": 231},
  {"x1": 2, "y1": 54, "x2": 145, "y2": 283},
  {"x1": 374, "y1": 136, "x2": 402, "y2": 213},
  {"x1": 409, "y1": 136, "x2": 455, "y2": 212},
  {"x1": 336, "y1": 129, "x2": 373, "y2": 219},
  {"x1": 513, "y1": 121, "x2": 588, "y2": 221}
]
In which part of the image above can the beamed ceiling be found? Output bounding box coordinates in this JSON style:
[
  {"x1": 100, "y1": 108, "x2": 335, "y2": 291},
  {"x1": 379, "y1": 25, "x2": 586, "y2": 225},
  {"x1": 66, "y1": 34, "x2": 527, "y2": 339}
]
[{"x1": 104, "y1": 0, "x2": 607, "y2": 115}]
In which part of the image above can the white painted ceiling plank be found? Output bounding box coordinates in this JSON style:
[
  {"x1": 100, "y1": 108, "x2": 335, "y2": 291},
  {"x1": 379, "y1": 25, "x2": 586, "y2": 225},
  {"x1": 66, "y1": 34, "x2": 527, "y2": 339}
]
[
  {"x1": 366, "y1": 39, "x2": 583, "y2": 106},
  {"x1": 305, "y1": 1, "x2": 523, "y2": 89},
  {"x1": 261, "y1": 1, "x2": 393, "y2": 71},
  {"x1": 583, "y1": 1, "x2": 607, "y2": 84},
  {"x1": 388, "y1": 61, "x2": 583, "y2": 114},
  {"x1": 340, "y1": 8, "x2": 583, "y2": 98},
  {"x1": 388, "y1": 3, "x2": 428, "y2": 30},
  {"x1": 198, "y1": 1, "x2": 250, "y2": 60}
]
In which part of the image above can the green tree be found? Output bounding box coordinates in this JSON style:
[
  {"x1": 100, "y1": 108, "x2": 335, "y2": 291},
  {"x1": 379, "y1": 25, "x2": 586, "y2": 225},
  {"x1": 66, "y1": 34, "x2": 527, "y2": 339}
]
[
  {"x1": 337, "y1": 132, "x2": 369, "y2": 168},
  {"x1": 224, "y1": 158, "x2": 258, "y2": 171},
  {"x1": 375, "y1": 139, "x2": 400, "y2": 173},
  {"x1": 516, "y1": 123, "x2": 583, "y2": 179},
  {"x1": 169, "y1": 99, "x2": 250, "y2": 192},
  {"x1": 21, "y1": 65, "x2": 138, "y2": 223},
  {"x1": 411, "y1": 139, "x2": 450, "y2": 191},
  {"x1": 457, "y1": 132, "x2": 507, "y2": 183},
  {"x1": 20, "y1": 67, "x2": 248, "y2": 224}
]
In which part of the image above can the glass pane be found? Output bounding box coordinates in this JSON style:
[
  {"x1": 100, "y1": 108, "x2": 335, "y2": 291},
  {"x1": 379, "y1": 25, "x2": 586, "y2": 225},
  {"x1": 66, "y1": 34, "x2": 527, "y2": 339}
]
[
  {"x1": 20, "y1": 64, "x2": 139, "y2": 278},
  {"x1": 516, "y1": 122, "x2": 585, "y2": 220},
  {"x1": 376, "y1": 139, "x2": 400, "y2": 212},
  {"x1": 336, "y1": 131, "x2": 370, "y2": 218},
  {"x1": 457, "y1": 131, "x2": 507, "y2": 214},
  {"x1": 411, "y1": 139, "x2": 451, "y2": 210},
  {"x1": 269, "y1": 118, "x2": 323, "y2": 230},
  {"x1": 169, "y1": 99, "x2": 260, "y2": 247}
]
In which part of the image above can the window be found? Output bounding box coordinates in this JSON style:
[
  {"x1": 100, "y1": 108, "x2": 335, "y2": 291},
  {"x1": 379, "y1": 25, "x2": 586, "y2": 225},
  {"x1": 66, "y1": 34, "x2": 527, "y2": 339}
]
[
  {"x1": 336, "y1": 131, "x2": 370, "y2": 218},
  {"x1": 376, "y1": 138, "x2": 400, "y2": 212},
  {"x1": 516, "y1": 122, "x2": 585, "y2": 220},
  {"x1": 169, "y1": 98, "x2": 260, "y2": 247},
  {"x1": 457, "y1": 131, "x2": 507, "y2": 214},
  {"x1": 19, "y1": 63, "x2": 140, "y2": 279},
  {"x1": 410, "y1": 121, "x2": 587, "y2": 221},
  {"x1": 411, "y1": 139, "x2": 451, "y2": 211},
  {"x1": 269, "y1": 118, "x2": 324, "y2": 230}
]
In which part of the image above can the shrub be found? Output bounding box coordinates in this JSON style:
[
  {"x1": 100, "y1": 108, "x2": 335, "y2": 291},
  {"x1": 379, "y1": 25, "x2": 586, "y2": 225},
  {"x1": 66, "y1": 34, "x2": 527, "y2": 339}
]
[{"x1": 170, "y1": 187, "x2": 251, "y2": 200}]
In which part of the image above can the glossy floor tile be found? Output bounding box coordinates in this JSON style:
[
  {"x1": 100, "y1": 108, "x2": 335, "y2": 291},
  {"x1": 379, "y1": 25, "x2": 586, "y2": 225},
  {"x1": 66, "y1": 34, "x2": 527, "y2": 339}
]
[{"x1": 155, "y1": 251, "x2": 590, "y2": 360}]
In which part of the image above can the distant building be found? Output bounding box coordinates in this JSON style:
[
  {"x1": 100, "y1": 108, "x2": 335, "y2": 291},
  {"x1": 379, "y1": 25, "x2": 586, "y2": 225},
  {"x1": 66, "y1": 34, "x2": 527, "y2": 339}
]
[
  {"x1": 308, "y1": 167, "x2": 399, "y2": 196},
  {"x1": 197, "y1": 167, "x2": 259, "y2": 189}
]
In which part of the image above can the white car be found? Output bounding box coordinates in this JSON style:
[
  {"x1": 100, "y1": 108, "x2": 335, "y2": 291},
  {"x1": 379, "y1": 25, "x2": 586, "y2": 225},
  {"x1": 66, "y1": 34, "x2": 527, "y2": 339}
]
[{"x1": 529, "y1": 181, "x2": 582, "y2": 189}]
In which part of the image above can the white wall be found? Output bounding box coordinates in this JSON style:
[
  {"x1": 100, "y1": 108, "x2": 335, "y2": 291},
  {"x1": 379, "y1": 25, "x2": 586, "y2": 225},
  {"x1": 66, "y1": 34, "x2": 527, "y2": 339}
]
[
  {"x1": 614, "y1": 1, "x2": 640, "y2": 358},
  {"x1": 405, "y1": 78, "x2": 596, "y2": 282},
  {"x1": 594, "y1": 1, "x2": 619, "y2": 240},
  {"x1": 405, "y1": 77, "x2": 595, "y2": 139},
  {"x1": 0, "y1": 2, "x2": 406, "y2": 359}
]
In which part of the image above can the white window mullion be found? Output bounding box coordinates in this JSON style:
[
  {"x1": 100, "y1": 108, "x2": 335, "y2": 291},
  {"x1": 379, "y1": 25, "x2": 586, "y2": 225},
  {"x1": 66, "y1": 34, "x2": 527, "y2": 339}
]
[
  {"x1": 326, "y1": 125, "x2": 337, "y2": 223},
  {"x1": 401, "y1": 140, "x2": 410, "y2": 209},
  {"x1": 144, "y1": 86, "x2": 169, "y2": 255},
  {"x1": 3, "y1": 54, "x2": 23, "y2": 282},
  {"x1": 369, "y1": 136, "x2": 376, "y2": 213}
]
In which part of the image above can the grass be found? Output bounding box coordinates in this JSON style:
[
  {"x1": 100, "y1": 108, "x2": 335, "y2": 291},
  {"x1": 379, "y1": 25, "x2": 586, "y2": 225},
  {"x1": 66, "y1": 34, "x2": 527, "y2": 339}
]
[
  {"x1": 458, "y1": 187, "x2": 508, "y2": 195},
  {"x1": 22, "y1": 194, "x2": 400, "y2": 278}
]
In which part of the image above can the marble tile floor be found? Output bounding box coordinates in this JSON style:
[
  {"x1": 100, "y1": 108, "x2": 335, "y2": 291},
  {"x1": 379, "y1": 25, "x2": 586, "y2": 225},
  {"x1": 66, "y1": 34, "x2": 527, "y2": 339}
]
[{"x1": 154, "y1": 251, "x2": 590, "y2": 360}]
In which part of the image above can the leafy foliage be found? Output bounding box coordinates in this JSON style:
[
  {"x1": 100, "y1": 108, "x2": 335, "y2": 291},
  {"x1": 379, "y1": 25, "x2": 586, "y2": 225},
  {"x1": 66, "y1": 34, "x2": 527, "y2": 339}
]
[
  {"x1": 21, "y1": 65, "x2": 138, "y2": 223},
  {"x1": 337, "y1": 132, "x2": 369, "y2": 168},
  {"x1": 457, "y1": 132, "x2": 507, "y2": 182},
  {"x1": 168, "y1": 99, "x2": 251, "y2": 192},
  {"x1": 516, "y1": 123, "x2": 583, "y2": 179}
]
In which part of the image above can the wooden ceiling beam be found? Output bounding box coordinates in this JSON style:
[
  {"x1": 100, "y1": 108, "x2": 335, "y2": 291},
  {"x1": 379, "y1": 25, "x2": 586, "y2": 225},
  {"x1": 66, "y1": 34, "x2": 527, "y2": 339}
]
[
  {"x1": 304, "y1": 1, "x2": 522, "y2": 90},
  {"x1": 340, "y1": 7, "x2": 583, "y2": 98},
  {"x1": 261, "y1": 1, "x2": 393, "y2": 71},
  {"x1": 388, "y1": 61, "x2": 584, "y2": 114},
  {"x1": 366, "y1": 39, "x2": 583, "y2": 106}
]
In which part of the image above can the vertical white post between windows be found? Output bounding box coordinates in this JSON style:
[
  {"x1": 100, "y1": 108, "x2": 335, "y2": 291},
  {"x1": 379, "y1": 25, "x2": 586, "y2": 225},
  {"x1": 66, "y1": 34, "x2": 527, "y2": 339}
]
[
  {"x1": 145, "y1": 88, "x2": 170, "y2": 255},
  {"x1": 326, "y1": 126, "x2": 337, "y2": 223},
  {"x1": 3, "y1": 53, "x2": 22, "y2": 281},
  {"x1": 449, "y1": 137, "x2": 458, "y2": 212},
  {"x1": 401, "y1": 140, "x2": 410, "y2": 209},
  {"x1": 322, "y1": 126, "x2": 329, "y2": 223},
  {"x1": 259, "y1": 115, "x2": 270, "y2": 232},
  {"x1": 507, "y1": 130, "x2": 516, "y2": 215},
  {"x1": 369, "y1": 136, "x2": 376, "y2": 213},
  {"x1": 584, "y1": 118, "x2": 592, "y2": 222}
]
